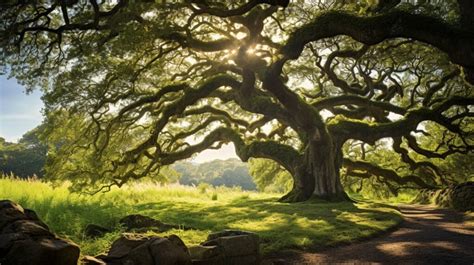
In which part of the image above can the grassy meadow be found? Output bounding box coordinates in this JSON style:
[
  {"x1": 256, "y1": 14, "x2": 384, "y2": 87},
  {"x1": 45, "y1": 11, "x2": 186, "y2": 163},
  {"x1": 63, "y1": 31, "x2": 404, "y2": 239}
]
[{"x1": 0, "y1": 177, "x2": 402, "y2": 256}]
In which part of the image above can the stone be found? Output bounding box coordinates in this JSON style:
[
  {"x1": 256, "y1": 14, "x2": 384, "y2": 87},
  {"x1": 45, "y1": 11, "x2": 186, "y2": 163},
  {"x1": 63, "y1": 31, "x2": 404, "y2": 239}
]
[
  {"x1": 203, "y1": 234, "x2": 259, "y2": 257},
  {"x1": 119, "y1": 214, "x2": 164, "y2": 230},
  {"x1": 2, "y1": 237, "x2": 79, "y2": 265},
  {"x1": 206, "y1": 230, "x2": 255, "y2": 241},
  {"x1": 0, "y1": 200, "x2": 80, "y2": 265},
  {"x1": 119, "y1": 214, "x2": 194, "y2": 233},
  {"x1": 167, "y1": 234, "x2": 189, "y2": 254},
  {"x1": 148, "y1": 236, "x2": 192, "y2": 265},
  {"x1": 119, "y1": 214, "x2": 183, "y2": 232},
  {"x1": 81, "y1": 255, "x2": 106, "y2": 265},
  {"x1": 106, "y1": 233, "x2": 151, "y2": 259},
  {"x1": 101, "y1": 233, "x2": 192, "y2": 265},
  {"x1": 2, "y1": 219, "x2": 52, "y2": 236},
  {"x1": 198, "y1": 230, "x2": 260, "y2": 265},
  {"x1": 84, "y1": 224, "x2": 111, "y2": 238},
  {"x1": 415, "y1": 182, "x2": 474, "y2": 211},
  {"x1": 189, "y1": 245, "x2": 221, "y2": 260}
]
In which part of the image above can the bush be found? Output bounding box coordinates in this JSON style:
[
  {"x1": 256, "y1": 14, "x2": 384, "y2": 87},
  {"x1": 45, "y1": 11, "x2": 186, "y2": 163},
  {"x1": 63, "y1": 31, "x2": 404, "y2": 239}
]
[{"x1": 197, "y1": 183, "x2": 211, "y2": 194}]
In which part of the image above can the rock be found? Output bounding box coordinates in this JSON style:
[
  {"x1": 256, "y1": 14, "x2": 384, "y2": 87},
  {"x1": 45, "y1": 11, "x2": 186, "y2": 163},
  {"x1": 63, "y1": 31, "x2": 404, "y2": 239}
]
[
  {"x1": 149, "y1": 236, "x2": 192, "y2": 265},
  {"x1": 84, "y1": 224, "x2": 111, "y2": 238},
  {"x1": 106, "y1": 233, "x2": 151, "y2": 259},
  {"x1": 167, "y1": 234, "x2": 189, "y2": 254},
  {"x1": 0, "y1": 200, "x2": 80, "y2": 265},
  {"x1": 81, "y1": 255, "x2": 106, "y2": 265},
  {"x1": 197, "y1": 230, "x2": 260, "y2": 265},
  {"x1": 119, "y1": 214, "x2": 163, "y2": 230},
  {"x1": 415, "y1": 182, "x2": 474, "y2": 211},
  {"x1": 101, "y1": 233, "x2": 191, "y2": 265},
  {"x1": 119, "y1": 214, "x2": 185, "y2": 232},
  {"x1": 4, "y1": 238, "x2": 80, "y2": 265},
  {"x1": 203, "y1": 234, "x2": 259, "y2": 257},
  {"x1": 206, "y1": 230, "x2": 257, "y2": 241},
  {"x1": 189, "y1": 245, "x2": 221, "y2": 260},
  {"x1": 2, "y1": 219, "x2": 52, "y2": 236}
]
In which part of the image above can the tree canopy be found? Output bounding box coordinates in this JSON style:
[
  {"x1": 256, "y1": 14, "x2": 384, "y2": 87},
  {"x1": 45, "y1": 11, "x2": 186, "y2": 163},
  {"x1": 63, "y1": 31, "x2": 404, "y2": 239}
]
[{"x1": 1, "y1": 0, "x2": 473, "y2": 201}]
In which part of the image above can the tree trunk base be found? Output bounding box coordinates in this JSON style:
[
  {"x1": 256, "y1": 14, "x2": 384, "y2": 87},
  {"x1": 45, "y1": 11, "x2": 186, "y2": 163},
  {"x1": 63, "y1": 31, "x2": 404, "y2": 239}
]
[
  {"x1": 278, "y1": 189, "x2": 352, "y2": 203},
  {"x1": 278, "y1": 188, "x2": 311, "y2": 203},
  {"x1": 309, "y1": 192, "x2": 353, "y2": 202}
]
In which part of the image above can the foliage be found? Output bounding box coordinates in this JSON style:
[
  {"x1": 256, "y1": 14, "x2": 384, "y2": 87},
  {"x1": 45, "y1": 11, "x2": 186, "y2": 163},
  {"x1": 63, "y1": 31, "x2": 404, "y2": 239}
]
[
  {"x1": 0, "y1": 127, "x2": 46, "y2": 177},
  {"x1": 1, "y1": 0, "x2": 473, "y2": 200},
  {"x1": 249, "y1": 158, "x2": 292, "y2": 193},
  {"x1": 0, "y1": 176, "x2": 401, "y2": 256}
]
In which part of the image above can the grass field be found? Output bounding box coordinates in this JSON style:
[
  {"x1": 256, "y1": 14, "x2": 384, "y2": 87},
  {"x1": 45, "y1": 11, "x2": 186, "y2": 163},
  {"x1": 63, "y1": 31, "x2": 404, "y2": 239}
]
[{"x1": 0, "y1": 177, "x2": 402, "y2": 256}]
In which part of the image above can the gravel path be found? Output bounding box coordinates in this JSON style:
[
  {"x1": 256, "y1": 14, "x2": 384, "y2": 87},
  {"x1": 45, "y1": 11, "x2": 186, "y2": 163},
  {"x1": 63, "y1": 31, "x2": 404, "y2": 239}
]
[{"x1": 266, "y1": 204, "x2": 474, "y2": 265}]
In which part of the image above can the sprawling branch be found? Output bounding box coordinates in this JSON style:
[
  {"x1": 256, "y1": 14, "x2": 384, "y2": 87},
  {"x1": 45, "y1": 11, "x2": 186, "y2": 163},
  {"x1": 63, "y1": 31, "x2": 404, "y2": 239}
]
[
  {"x1": 282, "y1": 9, "x2": 474, "y2": 83},
  {"x1": 160, "y1": 127, "x2": 301, "y2": 174},
  {"x1": 119, "y1": 75, "x2": 240, "y2": 164},
  {"x1": 330, "y1": 97, "x2": 474, "y2": 144},
  {"x1": 344, "y1": 158, "x2": 437, "y2": 189},
  {"x1": 188, "y1": 0, "x2": 289, "y2": 18},
  {"x1": 313, "y1": 95, "x2": 407, "y2": 115}
]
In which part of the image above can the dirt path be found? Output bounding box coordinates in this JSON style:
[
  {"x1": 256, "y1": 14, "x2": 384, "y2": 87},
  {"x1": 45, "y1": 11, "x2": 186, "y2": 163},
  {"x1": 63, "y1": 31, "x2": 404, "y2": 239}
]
[{"x1": 267, "y1": 204, "x2": 474, "y2": 265}]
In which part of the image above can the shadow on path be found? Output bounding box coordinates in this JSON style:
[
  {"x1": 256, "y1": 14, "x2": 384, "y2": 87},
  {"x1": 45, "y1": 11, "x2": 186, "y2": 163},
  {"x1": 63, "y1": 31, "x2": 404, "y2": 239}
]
[{"x1": 267, "y1": 204, "x2": 474, "y2": 265}]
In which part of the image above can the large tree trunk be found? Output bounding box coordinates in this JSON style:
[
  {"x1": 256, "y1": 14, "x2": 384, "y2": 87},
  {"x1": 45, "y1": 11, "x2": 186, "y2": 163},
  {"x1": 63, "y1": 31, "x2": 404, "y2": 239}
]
[{"x1": 279, "y1": 133, "x2": 348, "y2": 202}]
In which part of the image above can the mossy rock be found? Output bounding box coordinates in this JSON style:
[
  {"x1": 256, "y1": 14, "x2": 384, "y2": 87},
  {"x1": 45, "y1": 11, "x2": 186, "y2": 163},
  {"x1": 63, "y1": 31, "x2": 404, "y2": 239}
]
[{"x1": 414, "y1": 182, "x2": 473, "y2": 211}]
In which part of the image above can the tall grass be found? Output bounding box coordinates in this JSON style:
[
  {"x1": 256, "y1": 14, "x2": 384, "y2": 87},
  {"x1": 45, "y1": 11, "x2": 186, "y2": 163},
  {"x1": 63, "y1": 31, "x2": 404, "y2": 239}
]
[{"x1": 0, "y1": 176, "x2": 402, "y2": 256}]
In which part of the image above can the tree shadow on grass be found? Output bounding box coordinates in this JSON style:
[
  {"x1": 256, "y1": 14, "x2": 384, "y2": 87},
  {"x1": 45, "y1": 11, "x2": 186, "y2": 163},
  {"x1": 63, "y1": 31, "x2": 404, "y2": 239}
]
[{"x1": 131, "y1": 198, "x2": 401, "y2": 254}]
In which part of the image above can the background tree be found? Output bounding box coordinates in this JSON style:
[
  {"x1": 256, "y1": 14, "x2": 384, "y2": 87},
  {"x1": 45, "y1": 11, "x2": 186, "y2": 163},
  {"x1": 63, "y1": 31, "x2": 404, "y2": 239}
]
[
  {"x1": 249, "y1": 158, "x2": 292, "y2": 193},
  {"x1": 0, "y1": 127, "x2": 47, "y2": 178},
  {"x1": 1, "y1": 0, "x2": 473, "y2": 201}
]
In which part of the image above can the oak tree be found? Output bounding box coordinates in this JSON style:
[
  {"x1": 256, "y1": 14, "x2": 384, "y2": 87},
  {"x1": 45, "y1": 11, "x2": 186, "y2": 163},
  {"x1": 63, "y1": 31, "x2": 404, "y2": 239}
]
[{"x1": 1, "y1": 0, "x2": 473, "y2": 201}]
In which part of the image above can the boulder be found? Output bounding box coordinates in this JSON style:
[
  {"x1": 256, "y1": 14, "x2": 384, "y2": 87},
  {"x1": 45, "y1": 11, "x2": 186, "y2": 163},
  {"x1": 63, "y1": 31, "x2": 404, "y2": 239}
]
[
  {"x1": 119, "y1": 214, "x2": 186, "y2": 232},
  {"x1": 0, "y1": 200, "x2": 80, "y2": 265},
  {"x1": 194, "y1": 230, "x2": 260, "y2": 265},
  {"x1": 414, "y1": 182, "x2": 474, "y2": 211},
  {"x1": 101, "y1": 233, "x2": 191, "y2": 265},
  {"x1": 189, "y1": 245, "x2": 221, "y2": 260},
  {"x1": 84, "y1": 224, "x2": 111, "y2": 238},
  {"x1": 81, "y1": 255, "x2": 106, "y2": 265}
]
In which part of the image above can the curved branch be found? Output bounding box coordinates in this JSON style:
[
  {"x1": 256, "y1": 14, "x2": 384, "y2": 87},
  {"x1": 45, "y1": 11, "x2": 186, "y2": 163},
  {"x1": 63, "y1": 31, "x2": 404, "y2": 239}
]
[
  {"x1": 188, "y1": 0, "x2": 289, "y2": 18},
  {"x1": 160, "y1": 127, "x2": 301, "y2": 174},
  {"x1": 313, "y1": 95, "x2": 407, "y2": 115},
  {"x1": 282, "y1": 10, "x2": 474, "y2": 83},
  {"x1": 343, "y1": 158, "x2": 437, "y2": 189},
  {"x1": 330, "y1": 97, "x2": 474, "y2": 143}
]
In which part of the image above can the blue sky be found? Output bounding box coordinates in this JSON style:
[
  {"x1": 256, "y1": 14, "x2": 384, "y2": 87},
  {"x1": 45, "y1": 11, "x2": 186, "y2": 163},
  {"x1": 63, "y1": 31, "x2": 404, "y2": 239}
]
[
  {"x1": 0, "y1": 74, "x2": 237, "y2": 162},
  {"x1": 0, "y1": 75, "x2": 44, "y2": 142}
]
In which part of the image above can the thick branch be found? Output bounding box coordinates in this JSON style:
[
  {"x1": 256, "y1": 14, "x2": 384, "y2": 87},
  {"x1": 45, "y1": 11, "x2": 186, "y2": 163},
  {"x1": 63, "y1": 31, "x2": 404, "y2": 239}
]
[
  {"x1": 282, "y1": 10, "x2": 474, "y2": 83},
  {"x1": 160, "y1": 127, "x2": 301, "y2": 173},
  {"x1": 313, "y1": 95, "x2": 407, "y2": 115},
  {"x1": 343, "y1": 158, "x2": 437, "y2": 189}
]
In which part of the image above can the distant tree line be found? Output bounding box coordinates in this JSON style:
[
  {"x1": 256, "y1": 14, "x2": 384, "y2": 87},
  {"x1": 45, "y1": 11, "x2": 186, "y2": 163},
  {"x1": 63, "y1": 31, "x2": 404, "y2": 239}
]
[
  {"x1": 0, "y1": 127, "x2": 46, "y2": 178},
  {"x1": 173, "y1": 159, "x2": 257, "y2": 191},
  {"x1": 0, "y1": 127, "x2": 260, "y2": 191}
]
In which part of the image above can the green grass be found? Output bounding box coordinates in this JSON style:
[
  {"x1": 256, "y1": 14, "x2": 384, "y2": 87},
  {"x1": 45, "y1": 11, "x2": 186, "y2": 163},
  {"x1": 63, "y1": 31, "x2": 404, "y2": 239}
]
[{"x1": 0, "y1": 177, "x2": 402, "y2": 256}]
